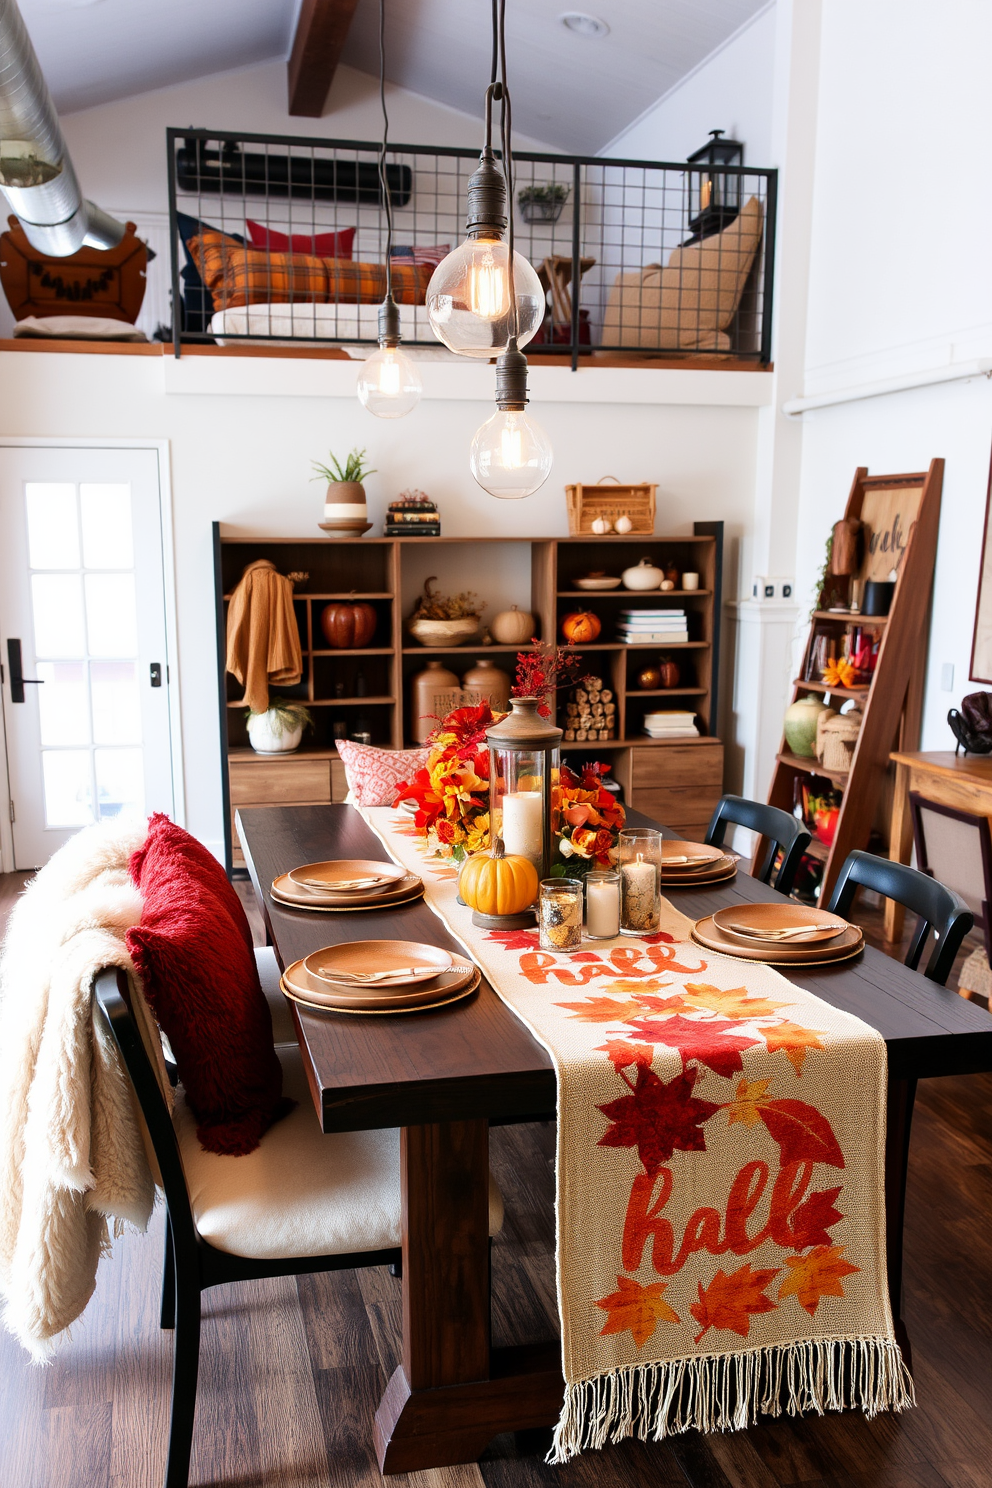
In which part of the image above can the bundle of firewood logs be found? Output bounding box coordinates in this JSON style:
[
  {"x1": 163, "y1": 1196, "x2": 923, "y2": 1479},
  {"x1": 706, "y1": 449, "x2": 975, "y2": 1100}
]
[{"x1": 562, "y1": 674, "x2": 616, "y2": 741}]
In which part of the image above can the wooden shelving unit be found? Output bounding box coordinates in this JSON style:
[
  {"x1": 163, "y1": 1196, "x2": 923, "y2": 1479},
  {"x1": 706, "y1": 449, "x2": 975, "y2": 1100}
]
[
  {"x1": 764, "y1": 461, "x2": 944, "y2": 902},
  {"x1": 214, "y1": 525, "x2": 725, "y2": 872}
]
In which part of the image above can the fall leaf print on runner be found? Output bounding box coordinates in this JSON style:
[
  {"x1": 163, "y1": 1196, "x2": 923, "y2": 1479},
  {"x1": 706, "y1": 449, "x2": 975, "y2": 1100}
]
[
  {"x1": 596, "y1": 1275, "x2": 680, "y2": 1347},
  {"x1": 690, "y1": 1264, "x2": 780, "y2": 1342},
  {"x1": 779, "y1": 1244, "x2": 860, "y2": 1315}
]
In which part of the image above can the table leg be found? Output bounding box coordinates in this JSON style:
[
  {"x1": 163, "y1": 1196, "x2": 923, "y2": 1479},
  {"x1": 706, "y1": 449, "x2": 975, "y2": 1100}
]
[
  {"x1": 884, "y1": 1075, "x2": 917, "y2": 1371},
  {"x1": 886, "y1": 763, "x2": 912, "y2": 943},
  {"x1": 373, "y1": 1120, "x2": 564, "y2": 1473}
]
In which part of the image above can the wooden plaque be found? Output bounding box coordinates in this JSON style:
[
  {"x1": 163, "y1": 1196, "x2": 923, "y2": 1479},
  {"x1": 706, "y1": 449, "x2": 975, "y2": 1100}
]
[{"x1": 0, "y1": 215, "x2": 148, "y2": 323}]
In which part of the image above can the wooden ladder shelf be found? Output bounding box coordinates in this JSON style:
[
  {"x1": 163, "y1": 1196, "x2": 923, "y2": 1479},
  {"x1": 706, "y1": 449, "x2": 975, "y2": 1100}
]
[{"x1": 766, "y1": 459, "x2": 944, "y2": 902}]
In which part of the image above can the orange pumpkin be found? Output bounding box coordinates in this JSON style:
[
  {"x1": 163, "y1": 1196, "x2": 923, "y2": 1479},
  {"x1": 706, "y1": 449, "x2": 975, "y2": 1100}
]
[
  {"x1": 561, "y1": 610, "x2": 601, "y2": 644},
  {"x1": 458, "y1": 837, "x2": 538, "y2": 916}
]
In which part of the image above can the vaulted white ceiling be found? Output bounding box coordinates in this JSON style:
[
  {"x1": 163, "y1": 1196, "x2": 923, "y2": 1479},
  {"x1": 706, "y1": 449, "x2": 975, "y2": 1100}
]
[{"x1": 19, "y1": 0, "x2": 768, "y2": 154}]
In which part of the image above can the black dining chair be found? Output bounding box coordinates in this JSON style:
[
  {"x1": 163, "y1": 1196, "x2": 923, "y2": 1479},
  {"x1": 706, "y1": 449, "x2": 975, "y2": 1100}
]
[
  {"x1": 704, "y1": 793, "x2": 811, "y2": 896},
  {"x1": 93, "y1": 966, "x2": 501, "y2": 1488},
  {"x1": 827, "y1": 849, "x2": 974, "y2": 986}
]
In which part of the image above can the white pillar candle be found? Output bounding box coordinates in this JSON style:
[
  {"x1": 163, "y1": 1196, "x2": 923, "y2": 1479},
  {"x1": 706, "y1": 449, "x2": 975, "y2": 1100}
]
[
  {"x1": 502, "y1": 790, "x2": 543, "y2": 861},
  {"x1": 586, "y1": 877, "x2": 620, "y2": 938}
]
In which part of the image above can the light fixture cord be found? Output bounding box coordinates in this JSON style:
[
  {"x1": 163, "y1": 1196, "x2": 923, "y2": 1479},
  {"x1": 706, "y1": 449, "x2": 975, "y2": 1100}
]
[
  {"x1": 377, "y1": 0, "x2": 393, "y2": 302},
  {"x1": 497, "y1": 0, "x2": 519, "y2": 342}
]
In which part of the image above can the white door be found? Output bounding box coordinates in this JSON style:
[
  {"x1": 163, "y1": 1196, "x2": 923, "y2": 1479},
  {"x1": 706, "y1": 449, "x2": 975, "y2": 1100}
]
[{"x1": 0, "y1": 446, "x2": 175, "y2": 869}]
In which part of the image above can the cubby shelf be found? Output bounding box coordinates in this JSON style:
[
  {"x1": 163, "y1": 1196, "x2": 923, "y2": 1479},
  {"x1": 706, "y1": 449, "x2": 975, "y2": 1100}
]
[{"x1": 215, "y1": 526, "x2": 725, "y2": 874}]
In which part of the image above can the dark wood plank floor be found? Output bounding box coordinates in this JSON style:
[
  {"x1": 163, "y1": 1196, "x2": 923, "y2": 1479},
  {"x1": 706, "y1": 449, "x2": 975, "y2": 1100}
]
[{"x1": 0, "y1": 870, "x2": 989, "y2": 1488}]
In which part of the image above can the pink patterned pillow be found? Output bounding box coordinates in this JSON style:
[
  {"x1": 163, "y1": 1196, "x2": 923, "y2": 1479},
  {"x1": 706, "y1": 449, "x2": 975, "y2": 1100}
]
[{"x1": 335, "y1": 740, "x2": 429, "y2": 806}]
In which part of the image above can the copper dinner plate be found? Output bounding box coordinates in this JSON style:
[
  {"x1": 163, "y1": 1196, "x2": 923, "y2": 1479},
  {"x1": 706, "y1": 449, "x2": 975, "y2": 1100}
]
[
  {"x1": 712, "y1": 902, "x2": 848, "y2": 946},
  {"x1": 280, "y1": 962, "x2": 481, "y2": 1015},
  {"x1": 691, "y1": 915, "x2": 864, "y2": 965},
  {"x1": 287, "y1": 858, "x2": 408, "y2": 894},
  {"x1": 270, "y1": 872, "x2": 423, "y2": 911},
  {"x1": 661, "y1": 860, "x2": 737, "y2": 887},
  {"x1": 303, "y1": 938, "x2": 453, "y2": 988}
]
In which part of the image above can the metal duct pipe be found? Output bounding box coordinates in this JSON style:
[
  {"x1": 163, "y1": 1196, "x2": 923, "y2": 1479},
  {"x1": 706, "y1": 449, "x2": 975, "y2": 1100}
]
[{"x1": 0, "y1": 0, "x2": 123, "y2": 253}]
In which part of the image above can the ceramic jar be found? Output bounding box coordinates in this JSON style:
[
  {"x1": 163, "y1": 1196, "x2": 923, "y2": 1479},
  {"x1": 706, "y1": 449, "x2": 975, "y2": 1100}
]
[
  {"x1": 411, "y1": 660, "x2": 459, "y2": 743},
  {"x1": 319, "y1": 480, "x2": 372, "y2": 539},
  {"x1": 247, "y1": 709, "x2": 303, "y2": 754},
  {"x1": 621, "y1": 557, "x2": 664, "y2": 591},
  {"x1": 462, "y1": 659, "x2": 511, "y2": 714},
  {"x1": 490, "y1": 605, "x2": 535, "y2": 645},
  {"x1": 783, "y1": 694, "x2": 829, "y2": 757}
]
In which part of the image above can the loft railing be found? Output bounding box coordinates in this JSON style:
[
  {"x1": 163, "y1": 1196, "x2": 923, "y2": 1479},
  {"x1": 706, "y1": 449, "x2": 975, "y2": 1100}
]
[{"x1": 166, "y1": 127, "x2": 777, "y2": 367}]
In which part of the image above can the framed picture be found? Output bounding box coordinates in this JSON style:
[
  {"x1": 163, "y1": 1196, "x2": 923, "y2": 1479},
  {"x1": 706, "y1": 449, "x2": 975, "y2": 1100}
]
[{"x1": 970, "y1": 442, "x2": 992, "y2": 682}]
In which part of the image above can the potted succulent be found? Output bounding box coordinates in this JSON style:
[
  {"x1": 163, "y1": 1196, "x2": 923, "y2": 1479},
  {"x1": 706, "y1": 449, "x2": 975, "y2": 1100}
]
[
  {"x1": 407, "y1": 577, "x2": 483, "y2": 647},
  {"x1": 312, "y1": 447, "x2": 377, "y2": 538},
  {"x1": 517, "y1": 182, "x2": 570, "y2": 224},
  {"x1": 246, "y1": 698, "x2": 313, "y2": 755}
]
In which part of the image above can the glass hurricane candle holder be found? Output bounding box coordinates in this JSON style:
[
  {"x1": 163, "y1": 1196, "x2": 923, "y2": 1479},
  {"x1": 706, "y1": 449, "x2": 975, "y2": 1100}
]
[
  {"x1": 619, "y1": 828, "x2": 663, "y2": 935},
  {"x1": 585, "y1": 868, "x2": 620, "y2": 939},
  {"x1": 486, "y1": 696, "x2": 562, "y2": 880},
  {"x1": 539, "y1": 877, "x2": 583, "y2": 952}
]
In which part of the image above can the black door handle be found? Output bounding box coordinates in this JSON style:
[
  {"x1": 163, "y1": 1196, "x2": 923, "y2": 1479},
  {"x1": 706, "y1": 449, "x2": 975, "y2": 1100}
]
[{"x1": 6, "y1": 639, "x2": 44, "y2": 704}]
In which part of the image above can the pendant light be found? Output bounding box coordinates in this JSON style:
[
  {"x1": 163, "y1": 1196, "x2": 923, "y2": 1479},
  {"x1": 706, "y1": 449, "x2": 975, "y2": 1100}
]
[
  {"x1": 470, "y1": 2, "x2": 552, "y2": 499},
  {"x1": 426, "y1": 3, "x2": 544, "y2": 359},
  {"x1": 357, "y1": 0, "x2": 422, "y2": 418}
]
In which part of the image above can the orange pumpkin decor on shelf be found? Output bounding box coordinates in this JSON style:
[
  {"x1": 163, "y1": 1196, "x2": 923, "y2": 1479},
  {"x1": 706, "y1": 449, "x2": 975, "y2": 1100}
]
[
  {"x1": 560, "y1": 610, "x2": 601, "y2": 644},
  {"x1": 320, "y1": 600, "x2": 377, "y2": 649},
  {"x1": 458, "y1": 836, "x2": 539, "y2": 918}
]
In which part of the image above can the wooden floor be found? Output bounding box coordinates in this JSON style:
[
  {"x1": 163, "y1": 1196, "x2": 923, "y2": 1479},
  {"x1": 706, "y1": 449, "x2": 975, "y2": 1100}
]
[{"x1": 0, "y1": 869, "x2": 989, "y2": 1488}]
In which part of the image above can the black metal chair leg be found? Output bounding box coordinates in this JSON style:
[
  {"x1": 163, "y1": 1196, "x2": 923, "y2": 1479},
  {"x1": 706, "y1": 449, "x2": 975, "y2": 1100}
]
[
  {"x1": 164, "y1": 1280, "x2": 201, "y2": 1488},
  {"x1": 161, "y1": 1216, "x2": 176, "y2": 1330}
]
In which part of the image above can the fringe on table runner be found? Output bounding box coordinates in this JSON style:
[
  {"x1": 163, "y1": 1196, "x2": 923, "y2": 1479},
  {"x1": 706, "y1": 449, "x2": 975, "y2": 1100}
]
[{"x1": 548, "y1": 1336, "x2": 915, "y2": 1464}]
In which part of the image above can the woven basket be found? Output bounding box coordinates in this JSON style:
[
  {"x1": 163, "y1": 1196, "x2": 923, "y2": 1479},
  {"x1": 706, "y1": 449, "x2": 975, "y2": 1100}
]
[{"x1": 565, "y1": 480, "x2": 656, "y2": 536}]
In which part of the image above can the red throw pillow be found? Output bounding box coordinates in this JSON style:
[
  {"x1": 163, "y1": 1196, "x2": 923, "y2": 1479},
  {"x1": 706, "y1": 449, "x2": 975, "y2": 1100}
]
[
  {"x1": 126, "y1": 814, "x2": 292, "y2": 1156},
  {"x1": 246, "y1": 219, "x2": 356, "y2": 259}
]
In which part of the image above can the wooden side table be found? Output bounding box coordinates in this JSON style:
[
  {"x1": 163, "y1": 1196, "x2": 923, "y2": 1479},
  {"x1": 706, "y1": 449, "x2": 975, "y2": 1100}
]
[{"x1": 887, "y1": 749, "x2": 992, "y2": 939}]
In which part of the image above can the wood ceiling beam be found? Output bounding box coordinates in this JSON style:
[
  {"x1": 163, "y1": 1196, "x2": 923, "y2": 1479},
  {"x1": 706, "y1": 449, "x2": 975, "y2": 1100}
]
[{"x1": 287, "y1": 0, "x2": 361, "y2": 118}]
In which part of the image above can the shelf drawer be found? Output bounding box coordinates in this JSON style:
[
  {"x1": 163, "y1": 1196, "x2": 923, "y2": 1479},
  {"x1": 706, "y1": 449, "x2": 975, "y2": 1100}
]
[
  {"x1": 633, "y1": 785, "x2": 721, "y2": 828},
  {"x1": 632, "y1": 744, "x2": 724, "y2": 790},
  {"x1": 230, "y1": 758, "x2": 333, "y2": 806}
]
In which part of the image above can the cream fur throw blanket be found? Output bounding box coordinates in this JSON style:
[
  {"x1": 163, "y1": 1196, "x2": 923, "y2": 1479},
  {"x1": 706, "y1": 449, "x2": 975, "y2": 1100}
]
[{"x1": 0, "y1": 816, "x2": 161, "y2": 1361}]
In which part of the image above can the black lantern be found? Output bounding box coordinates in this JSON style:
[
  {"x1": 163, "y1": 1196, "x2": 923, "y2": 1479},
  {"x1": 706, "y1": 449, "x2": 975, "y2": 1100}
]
[{"x1": 686, "y1": 129, "x2": 743, "y2": 241}]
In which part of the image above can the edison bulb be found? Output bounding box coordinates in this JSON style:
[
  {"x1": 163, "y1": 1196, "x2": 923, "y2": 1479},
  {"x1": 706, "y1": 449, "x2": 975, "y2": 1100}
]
[
  {"x1": 470, "y1": 409, "x2": 553, "y2": 498},
  {"x1": 356, "y1": 344, "x2": 422, "y2": 418},
  {"x1": 426, "y1": 237, "x2": 544, "y2": 357}
]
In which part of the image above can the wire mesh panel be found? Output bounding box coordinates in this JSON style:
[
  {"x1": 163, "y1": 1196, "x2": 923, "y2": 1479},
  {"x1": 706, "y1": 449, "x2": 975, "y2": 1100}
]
[{"x1": 167, "y1": 129, "x2": 775, "y2": 365}]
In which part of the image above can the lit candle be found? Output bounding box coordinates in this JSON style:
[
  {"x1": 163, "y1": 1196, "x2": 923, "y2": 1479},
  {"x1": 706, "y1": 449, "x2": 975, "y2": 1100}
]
[
  {"x1": 621, "y1": 853, "x2": 660, "y2": 934},
  {"x1": 502, "y1": 790, "x2": 543, "y2": 862},
  {"x1": 586, "y1": 873, "x2": 620, "y2": 939}
]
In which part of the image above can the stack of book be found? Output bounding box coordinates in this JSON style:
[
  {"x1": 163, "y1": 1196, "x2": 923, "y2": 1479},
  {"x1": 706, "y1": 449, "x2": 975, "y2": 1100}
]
[
  {"x1": 643, "y1": 710, "x2": 700, "y2": 740},
  {"x1": 617, "y1": 608, "x2": 689, "y2": 644},
  {"x1": 384, "y1": 489, "x2": 441, "y2": 536}
]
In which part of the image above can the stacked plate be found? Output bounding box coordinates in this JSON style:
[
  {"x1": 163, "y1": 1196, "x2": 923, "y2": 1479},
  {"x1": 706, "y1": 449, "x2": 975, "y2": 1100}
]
[
  {"x1": 271, "y1": 858, "x2": 424, "y2": 913},
  {"x1": 661, "y1": 839, "x2": 737, "y2": 887},
  {"x1": 691, "y1": 903, "x2": 863, "y2": 966},
  {"x1": 280, "y1": 939, "x2": 480, "y2": 1015}
]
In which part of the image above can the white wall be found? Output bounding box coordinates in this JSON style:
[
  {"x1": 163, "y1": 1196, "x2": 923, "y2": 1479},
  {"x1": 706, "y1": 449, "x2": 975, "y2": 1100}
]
[
  {"x1": 0, "y1": 351, "x2": 764, "y2": 858},
  {"x1": 791, "y1": 0, "x2": 992, "y2": 754},
  {"x1": 603, "y1": 4, "x2": 777, "y2": 166}
]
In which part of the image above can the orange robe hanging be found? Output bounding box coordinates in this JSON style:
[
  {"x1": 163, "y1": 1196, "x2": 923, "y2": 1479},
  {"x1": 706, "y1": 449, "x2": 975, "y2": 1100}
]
[{"x1": 225, "y1": 559, "x2": 302, "y2": 715}]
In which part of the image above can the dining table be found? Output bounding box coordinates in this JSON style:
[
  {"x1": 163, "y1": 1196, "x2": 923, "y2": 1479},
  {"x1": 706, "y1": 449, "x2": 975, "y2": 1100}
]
[{"x1": 236, "y1": 802, "x2": 992, "y2": 1475}]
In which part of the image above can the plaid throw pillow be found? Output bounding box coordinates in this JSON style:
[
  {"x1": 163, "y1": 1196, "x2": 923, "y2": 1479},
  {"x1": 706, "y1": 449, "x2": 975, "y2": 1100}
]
[
  {"x1": 190, "y1": 231, "x2": 431, "y2": 311},
  {"x1": 335, "y1": 740, "x2": 429, "y2": 806},
  {"x1": 390, "y1": 243, "x2": 451, "y2": 270}
]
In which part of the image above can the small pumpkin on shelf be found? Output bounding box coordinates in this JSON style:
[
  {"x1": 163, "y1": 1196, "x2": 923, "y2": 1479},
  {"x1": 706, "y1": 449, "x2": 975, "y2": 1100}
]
[
  {"x1": 320, "y1": 599, "x2": 377, "y2": 649},
  {"x1": 458, "y1": 837, "x2": 539, "y2": 926},
  {"x1": 560, "y1": 610, "x2": 602, "y2": 644},
  {"x1": 658, "y1": 656, "x2": 681, "y2": 689}
]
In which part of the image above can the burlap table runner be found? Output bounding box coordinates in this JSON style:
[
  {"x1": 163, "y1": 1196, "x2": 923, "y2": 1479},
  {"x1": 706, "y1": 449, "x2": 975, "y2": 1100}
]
[{"x1": 363, "y1": 808, "x2": 914, "y2": 1460}]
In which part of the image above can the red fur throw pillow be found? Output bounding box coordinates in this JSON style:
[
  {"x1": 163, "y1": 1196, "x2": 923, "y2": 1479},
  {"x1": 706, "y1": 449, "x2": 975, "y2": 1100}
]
[{"x1": 126, "y1": 814, "x2": 292, "y2": 1155}]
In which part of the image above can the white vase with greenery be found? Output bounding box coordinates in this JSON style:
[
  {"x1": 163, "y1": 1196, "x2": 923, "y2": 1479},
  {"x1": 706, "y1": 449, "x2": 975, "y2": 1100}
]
[{"x1": 246, "y1": 699, "x2": 313, "y2": 755}]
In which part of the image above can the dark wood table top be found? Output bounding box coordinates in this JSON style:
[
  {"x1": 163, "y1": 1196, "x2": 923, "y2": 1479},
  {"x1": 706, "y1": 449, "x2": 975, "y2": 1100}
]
[{"x1": 237, "y1": 805, "x2": 992, "y2": 1132}]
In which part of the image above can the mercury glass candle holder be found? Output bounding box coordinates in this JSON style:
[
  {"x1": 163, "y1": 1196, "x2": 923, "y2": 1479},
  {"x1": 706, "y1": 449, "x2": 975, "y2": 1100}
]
[
  {"x1": 539, "y1": 877, "x2": 583, "y2": 952},
  {"x1": 619, "y1": 828, "x2": 663, "y2": 935}
]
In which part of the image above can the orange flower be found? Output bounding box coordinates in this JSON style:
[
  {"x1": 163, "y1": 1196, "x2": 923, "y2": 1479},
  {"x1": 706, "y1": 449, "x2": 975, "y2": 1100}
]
[{"x1": 821, "y1": 657, "x2": 856, "y2": 689}]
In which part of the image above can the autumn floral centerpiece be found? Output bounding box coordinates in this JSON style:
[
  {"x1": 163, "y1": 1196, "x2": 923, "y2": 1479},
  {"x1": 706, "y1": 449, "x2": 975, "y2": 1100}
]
[{"x1": 394, "y1": 640, "x2": 625, "y2": 868}]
